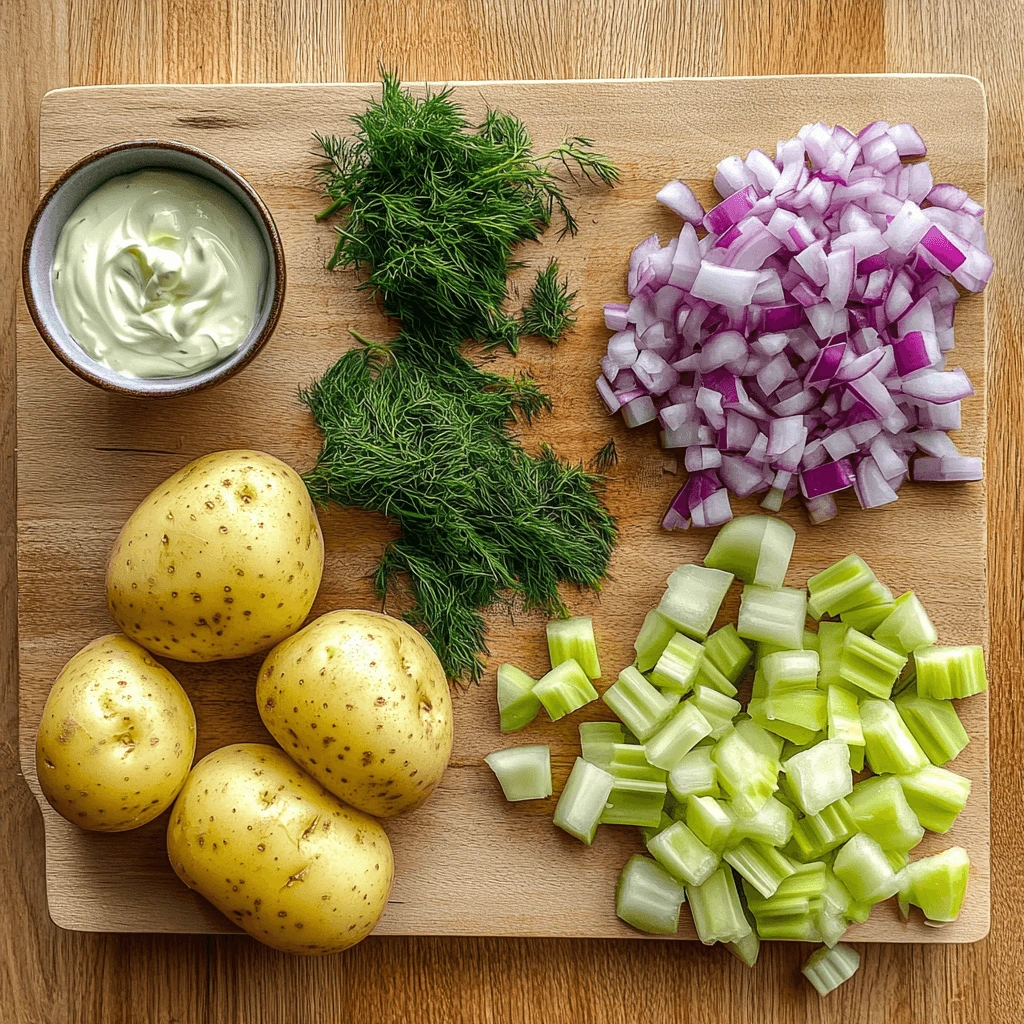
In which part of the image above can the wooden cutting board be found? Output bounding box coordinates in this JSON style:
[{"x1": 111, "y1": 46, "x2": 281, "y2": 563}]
[{"x1": 17, "y1": 76, "x2": 989, "y2": 942}]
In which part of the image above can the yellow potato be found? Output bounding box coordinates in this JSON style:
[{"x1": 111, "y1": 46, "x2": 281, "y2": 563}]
[
  {"x1": 106, "y1": 449, "x2": 324, "y2": 662},
  {"x1": 257, "y1": 610, "x2": 453, "y2": 818},
  {"x1": 167, "y1": 743, "x2": 393, "y2": 954},
  {"x1": 35, "y1": 633, "x2": 196, "y2": 831}
]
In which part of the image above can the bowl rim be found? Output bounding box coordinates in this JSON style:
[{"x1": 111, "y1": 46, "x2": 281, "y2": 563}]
[{"x1": 21, "y1": 139, "x2": 287, "y2": 398}]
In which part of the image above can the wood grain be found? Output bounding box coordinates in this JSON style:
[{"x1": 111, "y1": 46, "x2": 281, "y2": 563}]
[
  {"x1": 17, "y1": 75, "x2": 990, "y2": 944},
  {"x1": 2, "y1": 1, "x2": 1022, "y2": 1022}
]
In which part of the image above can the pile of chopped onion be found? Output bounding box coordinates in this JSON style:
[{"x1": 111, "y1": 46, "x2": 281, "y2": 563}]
[{"x1": 596, "y1": 121, "x2": 991, "y2": 528}]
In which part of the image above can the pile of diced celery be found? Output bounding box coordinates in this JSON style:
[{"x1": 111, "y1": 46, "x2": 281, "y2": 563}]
[{"x1": 485, "y1": 515, "x2": 986, "y2": 996}]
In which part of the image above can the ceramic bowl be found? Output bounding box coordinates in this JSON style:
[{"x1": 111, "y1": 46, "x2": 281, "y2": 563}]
[{"x1": 22, "y1": 140, "x2": 285, "y2": 397}]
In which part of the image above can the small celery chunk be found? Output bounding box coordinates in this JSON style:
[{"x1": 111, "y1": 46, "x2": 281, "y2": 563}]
[
  {"x1": 895, "y1": 691, "x2": 969, "y2": 765},
  {"x1": 827, "y1": 684, "x2": 864, "y2": 761},
  {"x1": 712, "y1": 728, "x2": 780, "y2": 816},
  {"x1": 723, "y1": 839, "x2": 796, "y2": 898},
  {"x1": 816, "y1": 621, "x2": 849, "y2": 689},
  {"x1": 803, "y1": 629, "x2": 820, "y2": 652},
  {"x1": 547, "y1": 616, "x2": 601, "y2": 679},
  {"x1": 496, "y1": 663, "x2": 541, "y2": 733},
  {"x1": 727, "y1": 927, "x2": 761, "y2": 967},
  {"x1": 634, "y1": 609, "x2": 676, "y2": 673},
  {"x1": 748, "y1": 697, "x2": 819, "y2": 745},
  {"x1": 645, "y1": 701, "x2": 713, "y2": 770},
  {"x1": 695, "y1": 656, "x2": 738, "y2": 697},
  {"x1": 689, "y1": 684, "x2": 742, "y2": 739},
  {"x1": 734, "y1": 717, "x2": 785, "y2": 760},
  {"x1": 782, "y1": 739, "x2": 853, "y2": 816},
  {"x1": 601, "y1": 776, "x2": 668, "y2": 827},
  {"x1": 553, "y1": 757, "x2": 614, "y2": 845},
  {"x1": 686, "y1": 864, "x2": 752, "y2": 945},
  {"x1": 745, "y1": 860, "x2": 826, "y2": 920},
  {"x1": 687, "y1": 795, "x2": 737, "y2": 852},
  {"x1": 704, "y1": 623, "x2": 753, "y2": 682},
  {"x1": 860, "y1": 699, "x2": 929, "y2": 775},
  {"x1": 737, "y1": 584, "x2": 807, "y2": 651},
  {"x1": 485, "y1": 745, "x2": 552, "y2": 802},
  {"x1": 762, "y1": 649, "x2": 820, "y2": 691},
  {"x1": 897, "y1": 847, "x2": 970, "y2": 922},
  {"x1": 872, "y1": 591, "x2": 938, "y2": 656},
  {"x1": 763, "y1": 690, "x2": 827, "y2": 734},
  {"x1": 615, "y1": 854, "x2": 686, "y2": 935},
  {"x1": 650, "y1": 632, "x2": 706, "y2": 694},
  {"x1": 802, "y1": 943, "x2": 861, "y2": 996},
  {"x1": 606, "y1": 743, "x2": 667, "y2": 782},
  {"x1": 603, "y1": 666, "x2": 678, "y2": 742},
  {"x1": 641, "y1": 811, "x2": 675, "y2": 846},
  {"x1": 898, "y1": 765, "x2": 971, "y2": 833},
  {"x1": 807, "y1": 553, "x2": 887, "y2": 619},
  {"x1": 886, "y1": 849, "x2": 910, "y2": 872},
  {"x1": 833, "y1": 833, "x2": 900, "y2": 904},
  {"x1": 668, "y1": 746, "x2": 720, "y2": 801},
  {"x1": 534, "y1": 659, "x2": 599, "y2": 721},
  {"x1": 846, "y1": 775, "x2": 924, "y2": 853},
  {"x1": 915, "y1": 645, "x2": 988, "y2": 699},
  {"x1": 788, "y1": 799, "x2": 856, "y2": 862},
  {"x1": 752, "y1": 911, "x2": 822, "y2": 941},
  {"x1": 658, "y1": 565, "x2": 735, "y2": 640},
  {"x1": 647, "y1": 820, "x2": 720, "y2": 886},
  {"x1": 838, "y1": 628, "x2": 907, "y2": 699},
  {"x1": 703, "y1": 514, "x2": 796, "y2": 589},
  {"x1": 841, "y1": 600, "x2": 895, "y2": 633},
  {"x1": 579, "y1": 721, "x2": 625, "y2": 766},
  {"x1": 732, "y1": 795, "x2": 795, "y2": 847}
]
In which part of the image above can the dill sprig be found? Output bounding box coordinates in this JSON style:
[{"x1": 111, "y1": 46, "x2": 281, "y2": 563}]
[
  {"x1": 591, "y1": 439, "x2": 619, "y2": 473},
  {"x1": 520, "y1": 260, "x2": 578, "y2": 344},
  {"x1": 306, "y1": 76, "x2": 619, "y2": 680}
]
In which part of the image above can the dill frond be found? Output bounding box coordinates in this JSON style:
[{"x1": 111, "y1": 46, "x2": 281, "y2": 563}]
[
  {"x1": 592, "y1": 439, "x2": 619, "y2": 473},
  {"x1": 521, "y1": 260, "x2": 578, "y2": 344}
]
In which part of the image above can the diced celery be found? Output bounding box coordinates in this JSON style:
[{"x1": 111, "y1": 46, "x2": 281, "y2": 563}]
[
  {"x1": 820, "y1": 867, "x2": 854, "y2": 920},
  {"x1": 496, "y1": 663, "x2": 542, "y2": 733},
  {"x1": 712, "y1": 728, "x2": 780, "y2": 815},
  {"x1": 755, "y1": 913, "x2": 822, "y2": 941},
  {"x1": 833, "y1": 833, "x2": 900, "y2": 904},
  {"x1": 553, "y1": 757, "x2": 614, "y2": 845},
  {"x1": 603, "y1": 666, "x2": 678, "y2": 742},
  {"x1": 826, "y1": 685, "x2": 864, "y2": 753},
  {"x1": 838, "y1": 628, "x2": 907, "y2": 699},
  {"x1": 807, "y1": 553, "x2": 886, "y2": 619},
  {"x1": 659, "y1": 565, "x2": 735, "y2": 640},
  {"x1": 615, "y1": 854, "x2": 686, "y2": 934},
  {"x1": 860, "y1": 698, "x2": 929, "y2": 775},
  {"x1": 726, "y1": 927, "x2": 761, "y2": 967},
  {"x1": 723, "y1": 839, "x2": 796, "y2": 898},
  {"x1": 872, "y1": 591, "x2": 937, "y2": 656},
  {"x1": 704, "y1": 514, "x2": 796, "y2": 590},
  {"x1": 847, "y1": 775, "x2": 924, "y2": 853},
  {"x1": 815, "y1": 908, "x2": 850, "y2": 948},
  {"x1": 751, "y1": 670, "x2": 767, "y2": 699},
  {"x1": 788, "y1": 799, "x2": 856, "y2": 862},
  {"x1": 803, "y1": 628, "x2": 820, "y2": 653},
  {"x1": 667, "y1": 746, "x2": 720, "y2": 801},
  {"x1": 849, "y1": 744, "x2": 865, "y2": 772},
  {"x1": 915, "y1": 645, "x2": 988, "y2": 699},
  {"x1": 782, "y1": 739, "x2": 853, "y2": 816},
  {"x1": 748, "y1": 698, "x2": 819, "y2": 744},
  {"x1": 734, "y1": 717, "x2": 785, "y2": 761},
  {"x1": 579, "y1": 721, "x2": 625, "y2": 766},
  {"x1": 607, "y1": 743, "x2": 668, "y2": 783},
  {"x1": 650, "y1": 632, "x2": 706, "y2": 694},
  {"x1": 645, "y1": 700, "x2": 713, "y2": 770},
  {"x1": 704, "y1": 623, "x2": 753, "y2": 682},
  {"x1": 745, "y1": 889, "x2": 812, "y2": 920},
  {"x1": 754, "y1": 860, "x2": 827, "y2": 906},
  {"x1": 547, "y1": 616, "x2": 601, "y2": 679},
  {"x1": 695, "y1": 656, "x2": 738, "y2": 697},
  {"x1": 648, "y1": 820, "x2": 720, "y2": 886},
  {"x1": 841, "y1": 600, "x2": 895, "y2": 633},
  {"x1": 689, "y1": 684, "x2": 742, "y2": 739},
  {"x1": 897, "y1": 847, "x2": 970, "y2": 922},
  {"x1": 898, "y1": 765, "x2": 971, "y2": 833},
  {"x1": 687, "y1": 795, "x2": 737, "y2": 852},
  {"x1": 757, "y1": 640, "x2": 791, "y2": 661},
  {"x1": 762, "y1": 649, "x2": 820, "y2": 690},
  {"x1": 484, "y1": 745, "x2": 552, "y2": 802},
  {"x1": 641, "y1": 811, "x2": 675, "y2": 846},
  {"x1": 533, "y1": 659, "x2": 599, "y2": 721},
  {"x1": 816, "y1": 621, "x2": 849, "y2": 689},
  {"x1": 601, "y1": 776, "x2": 668, "y2": 827},
  {"x1": 895, "y1": 691, "x2": 969, "y2": 765},
  {"x1": 737, "y1": 584, "x2": 807, "y2": 650},
  {"x1": 686, "y1": 864, "x2": 752, "y2": 945},
  {"x1": 885, "y1": 849, "x2": 910, "y2": 872},
  {"x1": 764, "y1": 690, "x2": 827, "y2": 733},
  {"x1": 802, "y1": 943, "x2": 860, "y2": 996},
  {"x1": 634, "y1": 609, "x2": 676, "y2": 673},
  {"x1": 732, "y1": 795, "x2": 795, "y2": 847}
]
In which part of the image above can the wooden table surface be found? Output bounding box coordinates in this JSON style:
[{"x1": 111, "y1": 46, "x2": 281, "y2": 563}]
[{"x1": 2, "y1": 2, "x2": 1021, "y2": 1022}]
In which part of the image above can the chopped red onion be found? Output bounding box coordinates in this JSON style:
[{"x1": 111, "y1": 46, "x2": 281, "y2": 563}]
[{"x1": 597, "y1": 120, "x2": 989, "y2": 526}]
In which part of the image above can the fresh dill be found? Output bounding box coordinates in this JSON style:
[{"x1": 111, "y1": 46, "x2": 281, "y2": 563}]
[
  {"x1": 305, "y1": 75, "x2": 619, "y2": 681},
  {"x1": 520, "y1": 260, "x2": 578, "y2": 344},
  {"x1": 592, "y1": 439, "x2": 619, "y2": 473}
]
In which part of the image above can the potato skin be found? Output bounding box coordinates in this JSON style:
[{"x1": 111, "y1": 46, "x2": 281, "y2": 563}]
[
  {"x1": 257, "y1": 610, "x2": 453, "y2": 818},
  {"x1": 35, "y1": 634, "x2": 196, "y2": 831},
  {"x1": 106, "y1": 450, "x2": 324, "y2": 663},
  {"x1": 167, "y1": 743, "x2": 393, "y2": 954}
]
